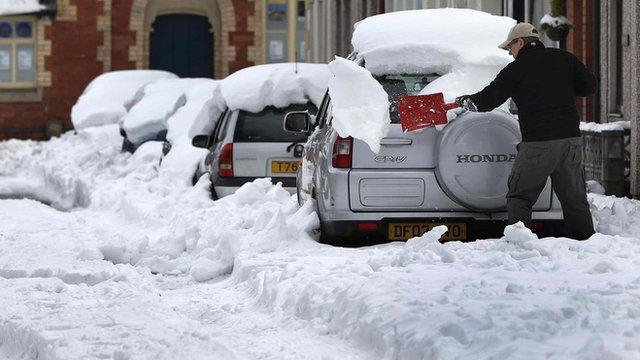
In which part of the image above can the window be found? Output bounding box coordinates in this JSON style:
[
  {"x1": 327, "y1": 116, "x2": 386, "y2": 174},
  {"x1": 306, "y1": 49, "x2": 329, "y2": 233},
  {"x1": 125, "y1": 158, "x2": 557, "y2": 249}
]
[
  {"x1": 0, "y1": 17, "x2": 36, "y2": 88},
  {"x1": 265, "y1": 0, "x2": 308, "y2": 63},
  {"x1": 234, "y1": 103, "x2": 318, "y2": 143},
  {"x1": 376, "y1": 73, "x2": 441, "y2": 123}
]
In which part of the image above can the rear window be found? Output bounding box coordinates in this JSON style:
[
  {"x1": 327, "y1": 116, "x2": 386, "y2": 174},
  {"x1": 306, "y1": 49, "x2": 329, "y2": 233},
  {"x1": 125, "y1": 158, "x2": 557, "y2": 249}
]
[
  {"x1": 376, "y1": 74, "x2": 440, "y2": 123},
  {"x1": 234, "y1": 103, "x2": 318, "y2": 142}
]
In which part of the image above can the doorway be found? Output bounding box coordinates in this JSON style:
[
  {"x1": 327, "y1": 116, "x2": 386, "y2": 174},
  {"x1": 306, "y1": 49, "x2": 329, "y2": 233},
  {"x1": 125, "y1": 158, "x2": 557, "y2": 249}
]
[{"x1": 150, "y1": 14, "x2": 214, "y2": 78}]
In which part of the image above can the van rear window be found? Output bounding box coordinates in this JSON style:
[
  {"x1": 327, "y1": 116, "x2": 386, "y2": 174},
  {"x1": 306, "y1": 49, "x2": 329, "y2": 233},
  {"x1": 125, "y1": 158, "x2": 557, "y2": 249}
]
[{"x1": 234, "y1": 103, "x2": 317, "y2": 142}]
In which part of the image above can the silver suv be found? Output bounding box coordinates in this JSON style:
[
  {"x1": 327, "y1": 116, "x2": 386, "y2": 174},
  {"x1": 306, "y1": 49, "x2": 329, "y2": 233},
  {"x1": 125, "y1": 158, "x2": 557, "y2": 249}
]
[
  {"x1": 192, "y1": 103, "x2": 317, "y2": 199},
  {"x1": 284, "y1": 72, "x2": 563, "y2": 244}
]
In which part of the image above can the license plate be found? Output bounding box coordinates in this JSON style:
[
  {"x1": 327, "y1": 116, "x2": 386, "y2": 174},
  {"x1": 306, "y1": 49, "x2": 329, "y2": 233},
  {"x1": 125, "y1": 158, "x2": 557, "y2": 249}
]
[
  {"x1": 388, "y1": 222, "x2": 467, "y2": 241},
  {"x1": 271, "y1": 160, "x2": 301, "y2": 174}
]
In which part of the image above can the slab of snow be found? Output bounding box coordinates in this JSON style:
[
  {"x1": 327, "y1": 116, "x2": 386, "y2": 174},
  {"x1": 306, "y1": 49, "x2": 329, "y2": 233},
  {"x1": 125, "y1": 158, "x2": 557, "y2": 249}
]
[
  {"x1": 71, "y1": 70, "x2": 177, "y2": 130},
  {"x1": 580, "y1": 121, "x2": 631, "y2": 133},
  {"x1": 121, "y1": 78, "x2": 210, "y2": 146},
  {"x1": 0, "y1": 0, "x2": 46, "y2": 15},
  {"x1": 352, "y1": 9, "x2": 515, "y2": 76},
  {"x1": 328, "y1": 57, "x2": 390, "y2": 153},
  {"x1": 220, "y1": 63, "x2": 330, "y2": 113}
]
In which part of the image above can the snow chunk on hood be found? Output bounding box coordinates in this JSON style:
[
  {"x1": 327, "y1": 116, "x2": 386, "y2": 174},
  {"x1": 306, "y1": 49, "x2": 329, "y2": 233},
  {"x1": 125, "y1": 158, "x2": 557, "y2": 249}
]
[
  {"x1": 72, "y1": 70, "x2": 176, "y2": 130},
  {"x1": 352, "y1": 9, "x2": 514, "y2": 76},
  {"x1": 121, "y1": 78, "x2": 210, "y2": 146},
  {"x1": 328, "y1": 57, "x2": 390, "y2": 153},
  {"x1": 220, "y1": 63, "x2": 330, "y2": 112}
]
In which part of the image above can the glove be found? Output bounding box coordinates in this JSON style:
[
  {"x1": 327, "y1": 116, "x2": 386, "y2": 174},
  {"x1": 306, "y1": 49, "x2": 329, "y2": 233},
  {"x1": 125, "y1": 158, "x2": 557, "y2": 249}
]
[{"x1": 455, "y1": 95, "x2": 478, "y2": 112}]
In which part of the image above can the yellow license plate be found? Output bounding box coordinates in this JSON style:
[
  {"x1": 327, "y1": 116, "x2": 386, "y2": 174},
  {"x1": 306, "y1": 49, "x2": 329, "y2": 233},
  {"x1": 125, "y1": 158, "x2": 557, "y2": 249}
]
[
  {"x1": 388, "y1": 222, "x2": 467, "y2": 241},
  {"x1": 271, "y1": 160, "x2": 301, "y2": 174}
]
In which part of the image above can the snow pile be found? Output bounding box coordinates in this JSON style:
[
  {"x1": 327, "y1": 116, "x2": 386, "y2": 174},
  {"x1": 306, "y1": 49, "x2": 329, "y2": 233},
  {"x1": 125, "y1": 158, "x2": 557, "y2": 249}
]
[
  {"x1": 0, "y1": 0, "x2": 46, "y2": 15},
  {"x1": 352, "y1": 9, "x2": 514, "y2": 76},
  {"x1": 220, "y1": 63, "x2": 330, "y2": 112},
  {"x1": 71, "y1": 70, "x2": 176, "y2": 130},
  {"x1": 1, "y1": 125, "x2": 640, "y2": 358},
  {"x1": 580, "y1": 120, "x2": 631, "y2": 133},
  {"x1": 121, "y1": 78, "x2": 210, "y2": 146},
  {"x1": 328, "y1": 57, "x2": 390, "y2": 153},
  {"x1": 233, "y1": 222, "x2": 640, "y2": 359}
]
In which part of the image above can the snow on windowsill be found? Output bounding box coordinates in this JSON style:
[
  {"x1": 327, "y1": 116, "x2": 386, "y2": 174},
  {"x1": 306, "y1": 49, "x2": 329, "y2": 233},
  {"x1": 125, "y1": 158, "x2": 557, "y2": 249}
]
[
  {"x1": 0, "y1": 0, "x2": 47, "y2": 16},
  {"x1": 540, "y1": 14, "x2": 572, "y2": 27}
]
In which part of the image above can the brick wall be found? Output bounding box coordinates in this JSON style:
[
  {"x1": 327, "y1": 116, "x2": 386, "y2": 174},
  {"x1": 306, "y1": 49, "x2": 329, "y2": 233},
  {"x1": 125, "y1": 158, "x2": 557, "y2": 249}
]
[
  {"x1": 0, "y1": 0, "x2": 105, "y2": 140},
  {"x1": 0, "y1": 0, "x2": 258, "y2": 140},
  {"x1": 566, "y1": 0, "x2": 597, "y2": 122}
]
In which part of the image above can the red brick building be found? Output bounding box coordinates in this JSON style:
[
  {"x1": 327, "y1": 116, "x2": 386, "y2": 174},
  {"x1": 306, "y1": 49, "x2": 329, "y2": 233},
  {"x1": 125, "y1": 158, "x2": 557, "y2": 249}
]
[{"x1": 0, "y1": 0, "x2": 264, "y2": 140}]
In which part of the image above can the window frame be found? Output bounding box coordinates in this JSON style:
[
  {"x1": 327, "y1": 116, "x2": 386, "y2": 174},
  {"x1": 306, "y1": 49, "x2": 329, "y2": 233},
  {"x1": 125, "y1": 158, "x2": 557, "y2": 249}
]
[{"x1": 0, "y1": 16, "x2": 37, "y2": 89}]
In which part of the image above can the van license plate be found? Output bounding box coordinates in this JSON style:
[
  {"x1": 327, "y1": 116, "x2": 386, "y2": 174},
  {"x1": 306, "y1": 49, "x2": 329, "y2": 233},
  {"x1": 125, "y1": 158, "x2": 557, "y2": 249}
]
[
  {"x1": 271, "y1": 161, "x2": 301, "y2": 174},
  {"x1": 388, "y1": 223, "x2": 467, "y2": 241}
]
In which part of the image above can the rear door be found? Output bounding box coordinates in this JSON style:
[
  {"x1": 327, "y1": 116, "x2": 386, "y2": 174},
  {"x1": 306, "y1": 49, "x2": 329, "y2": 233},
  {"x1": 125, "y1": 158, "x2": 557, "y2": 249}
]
[
  {"x1": 348, "y1": 74, "x2": 443, "y2": 210},
  {"x1": 232, "y1": 104, "x2": 316, "y2": 178}
]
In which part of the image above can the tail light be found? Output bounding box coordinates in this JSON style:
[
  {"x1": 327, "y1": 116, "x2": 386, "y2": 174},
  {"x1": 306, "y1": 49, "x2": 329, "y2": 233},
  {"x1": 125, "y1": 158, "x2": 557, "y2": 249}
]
[
  {"x1": 358, "y1": 222, "x2": 379, "y2": 232},
  {"x1": 332, "y1": 136, "x2": 353, "y2": 168},
  {"x1": 218, "y1": 143, "x2": 233, "y2": 177}
]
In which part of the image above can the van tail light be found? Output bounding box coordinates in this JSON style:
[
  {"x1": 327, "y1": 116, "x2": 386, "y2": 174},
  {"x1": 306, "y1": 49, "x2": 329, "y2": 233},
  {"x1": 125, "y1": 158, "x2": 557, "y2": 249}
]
[
  {"x1": 218, "y1": 143, "x2": 233, "y2": 177},
  {"x1": 332, "y1": 136, "x2": 353, "y2": 169}
]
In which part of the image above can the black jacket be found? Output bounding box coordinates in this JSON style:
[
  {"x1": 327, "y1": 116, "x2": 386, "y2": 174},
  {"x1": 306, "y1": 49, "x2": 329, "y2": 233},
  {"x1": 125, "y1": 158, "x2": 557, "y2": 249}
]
[{"x1": 469, "y1": 40, "x2": 597, "y2": 142}]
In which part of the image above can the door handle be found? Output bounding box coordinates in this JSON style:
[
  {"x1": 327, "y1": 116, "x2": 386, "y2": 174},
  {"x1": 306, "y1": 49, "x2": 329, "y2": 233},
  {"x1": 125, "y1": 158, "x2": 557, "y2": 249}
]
[{"x1": 380, "y1": 138, "x2": 413, "y2": 146}]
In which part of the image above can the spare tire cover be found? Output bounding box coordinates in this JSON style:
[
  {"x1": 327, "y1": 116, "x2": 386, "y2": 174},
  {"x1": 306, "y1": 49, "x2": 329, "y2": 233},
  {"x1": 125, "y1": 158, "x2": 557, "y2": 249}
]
[{"x1": 436, "y1": 111, "x2": 521, "y2": 210}]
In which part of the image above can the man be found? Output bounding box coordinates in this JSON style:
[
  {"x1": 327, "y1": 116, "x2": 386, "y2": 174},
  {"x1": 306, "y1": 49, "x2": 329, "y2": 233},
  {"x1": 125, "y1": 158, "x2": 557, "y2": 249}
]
[{"x1": 456, "y1": 22, "x2": 597, "y2": 240}]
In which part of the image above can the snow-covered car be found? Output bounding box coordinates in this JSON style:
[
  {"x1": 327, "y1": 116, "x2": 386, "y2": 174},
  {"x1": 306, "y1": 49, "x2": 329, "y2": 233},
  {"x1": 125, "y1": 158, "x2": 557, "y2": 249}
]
[
  {"x1": 71, "y1": 70, "x2": 177, "y2": 131},
  {"x1": 192, "y1": 103, "x2": 317, "y2": 198},
  {"x1": 190, "y1": 63, "x2": 330, "y2": 198},
  {"x1": 284, "y1": 9, "x2": 564, "y2": 244},
  {"x1": 120, "y1": 78, "x2": 211, "y2": 153}
]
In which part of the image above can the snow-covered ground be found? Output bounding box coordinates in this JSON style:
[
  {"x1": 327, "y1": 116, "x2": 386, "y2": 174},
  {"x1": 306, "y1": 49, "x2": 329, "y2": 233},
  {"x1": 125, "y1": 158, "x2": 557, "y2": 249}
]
[{"x1": 1, "y1": 124, "x2": 640, "y2": 359}]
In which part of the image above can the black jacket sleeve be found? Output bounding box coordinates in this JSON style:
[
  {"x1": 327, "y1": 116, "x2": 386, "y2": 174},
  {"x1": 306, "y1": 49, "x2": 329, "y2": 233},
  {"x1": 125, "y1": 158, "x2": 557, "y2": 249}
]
[
  {"x1": 468, "y1": 63, "x2": 518, "y2": 112},
  {"x1": 571, "y1": 53, "x2": 597, "y2": 97}
]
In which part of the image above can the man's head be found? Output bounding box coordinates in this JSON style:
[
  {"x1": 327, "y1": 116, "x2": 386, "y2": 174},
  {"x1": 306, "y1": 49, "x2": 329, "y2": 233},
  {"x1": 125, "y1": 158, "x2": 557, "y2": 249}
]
[{"x1": 499, "y1": 22, "x2": 540, "y2": 58}]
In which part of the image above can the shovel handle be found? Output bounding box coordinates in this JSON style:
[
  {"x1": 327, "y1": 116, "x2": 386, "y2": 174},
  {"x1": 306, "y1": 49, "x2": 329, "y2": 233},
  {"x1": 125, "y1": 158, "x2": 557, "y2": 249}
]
[{"x1": 443, "y1": 102, "x2": 459, "y2": 111}]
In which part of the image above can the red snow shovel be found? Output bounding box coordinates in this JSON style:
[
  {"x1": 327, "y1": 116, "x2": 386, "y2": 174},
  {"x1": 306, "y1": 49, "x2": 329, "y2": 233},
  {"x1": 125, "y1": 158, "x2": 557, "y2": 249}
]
[{"x1": 397, "y1": 92, "x2": 459, "y2": 132}]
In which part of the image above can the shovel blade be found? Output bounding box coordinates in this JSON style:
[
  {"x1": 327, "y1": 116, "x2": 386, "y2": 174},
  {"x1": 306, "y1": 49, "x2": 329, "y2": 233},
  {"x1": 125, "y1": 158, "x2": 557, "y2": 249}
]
[{"x1": 398, "y1": 93, "x2": 452, "y2": 132}]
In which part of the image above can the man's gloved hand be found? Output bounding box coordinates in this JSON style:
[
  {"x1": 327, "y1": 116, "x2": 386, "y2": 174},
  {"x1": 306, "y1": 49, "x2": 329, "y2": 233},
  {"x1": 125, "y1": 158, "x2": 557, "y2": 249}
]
[{"x1": 455, "y1": 95, "x2": 478, "y2": 112}]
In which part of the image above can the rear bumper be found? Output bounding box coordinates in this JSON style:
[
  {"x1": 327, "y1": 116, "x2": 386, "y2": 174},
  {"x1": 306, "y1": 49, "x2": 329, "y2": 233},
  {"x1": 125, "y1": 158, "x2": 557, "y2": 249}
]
[{"x1": 321, "y1": 216, "x2": 565, "y2": 245}]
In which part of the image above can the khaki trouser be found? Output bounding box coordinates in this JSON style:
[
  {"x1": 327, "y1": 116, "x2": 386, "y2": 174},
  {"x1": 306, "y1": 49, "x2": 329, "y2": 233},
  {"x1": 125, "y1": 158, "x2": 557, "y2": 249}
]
[{"x1": 507, "y1": 137, "x2": 595, "y2": 240}]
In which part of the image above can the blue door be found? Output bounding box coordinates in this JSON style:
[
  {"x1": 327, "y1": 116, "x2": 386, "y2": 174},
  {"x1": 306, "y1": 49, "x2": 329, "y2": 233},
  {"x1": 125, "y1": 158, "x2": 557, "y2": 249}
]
[{"x1": 150, "y1": 14, "x2": 213, "y2": 78}]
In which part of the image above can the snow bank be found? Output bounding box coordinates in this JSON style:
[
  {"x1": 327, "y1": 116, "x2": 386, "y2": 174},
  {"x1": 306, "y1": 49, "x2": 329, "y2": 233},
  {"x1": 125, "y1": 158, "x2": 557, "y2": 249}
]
[
  {"x1": 220, "y1": 63, "x2": 330, "y2": 112},
  {"x1": 0, "y1": 0, "x2": 46, "y2": 15},
  {"x1": 2, "y1": 121, "x2": 640, "y2": 358},
  {"x1": 121, "y1": 78, "x2": 210, "y2": 146},
  {"x1": 352, "y1": 9, "x2": 514, "y2": 76},
  {"x1": 328, "y1": 57, "x2": 390, "y2": 153},
  {"x1": 71, "y1": 70, "x2": 176, "y2": 130},
  {"x1": 580, "y1": 120, "x2": 631, "y2": 133}
]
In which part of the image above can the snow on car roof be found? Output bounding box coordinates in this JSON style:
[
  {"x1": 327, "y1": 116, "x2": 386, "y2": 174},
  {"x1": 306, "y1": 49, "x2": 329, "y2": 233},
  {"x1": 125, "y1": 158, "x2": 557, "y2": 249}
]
[
  {"x1": 352, "y1": 8, "x2": 515, "y2": 75},
  {"x1": 71, "y1": 70, "x2": 176, "y2": 130},
  {"x1": 121, "y1": 78, "x2": 211, "y2": 146},
  {"x1": 220, "y1": 63, "x2": 331, "y2": 113}
]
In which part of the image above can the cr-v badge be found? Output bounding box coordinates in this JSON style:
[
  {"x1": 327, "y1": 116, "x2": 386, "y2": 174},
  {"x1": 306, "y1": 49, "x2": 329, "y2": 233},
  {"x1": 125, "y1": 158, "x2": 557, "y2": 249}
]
[{"x1": 374, "y1": 155, "x2": 407, "y2": 163}]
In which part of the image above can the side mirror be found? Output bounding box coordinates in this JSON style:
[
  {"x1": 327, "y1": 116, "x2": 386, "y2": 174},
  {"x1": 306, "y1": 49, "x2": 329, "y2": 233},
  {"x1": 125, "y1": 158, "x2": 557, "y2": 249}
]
[
  {"x1": 192, "y1": 135, "x2": 210, "y2": 149},
  {"x1": 284, "y1": 111, "x2": 311, "y2": 133}
]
